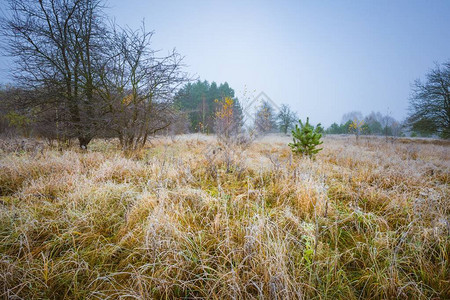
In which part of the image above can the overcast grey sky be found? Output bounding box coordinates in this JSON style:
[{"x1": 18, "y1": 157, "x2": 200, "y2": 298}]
[{"x1": 1, "y1": 0, "x2": 449, "y2": 126}]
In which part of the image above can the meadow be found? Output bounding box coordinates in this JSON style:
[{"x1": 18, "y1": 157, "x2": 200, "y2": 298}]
[{"x1": 0, "y1": 134, "x2": 449, "y2": 299}]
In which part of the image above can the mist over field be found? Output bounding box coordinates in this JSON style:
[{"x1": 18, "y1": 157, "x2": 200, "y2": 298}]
[{"x1": 0, "y1": 0, "x2": 449, "y2": 299}]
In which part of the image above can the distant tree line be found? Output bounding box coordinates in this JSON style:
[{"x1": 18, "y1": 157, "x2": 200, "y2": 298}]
[
  {"x1": 324, "y1": 60, "x2": 450, "y2": 139},
  {"x1": 325, "y1": 111, "x2": 403, "y2": 137},
  {"x1": 174, "y1": 61, "x2": 449, "y2": 139},
  {"x1": 174, "y1": 83, "x2": 302, "y2": 136}
]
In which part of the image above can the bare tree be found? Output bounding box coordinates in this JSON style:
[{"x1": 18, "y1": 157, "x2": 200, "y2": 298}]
[
  {"x1": 2, "y1": 0, "x2": 107, "y2": 148},
  {"x1": 97, "y1": 24, "x2": 187, "y2": 150},
  {"x1": 407, "y1": 61, "x2": 450, "y2": 138},
  {"x1": 254, "y1": 100, "x2": 277, "y2": 134},
  {"x1": 276, "y1": 104, "x2": 297, "y2": 134}
]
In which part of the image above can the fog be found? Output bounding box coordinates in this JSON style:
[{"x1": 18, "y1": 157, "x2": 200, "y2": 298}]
[{"x1": 1, "y1": 0, "x2": 449, "y2": 126}]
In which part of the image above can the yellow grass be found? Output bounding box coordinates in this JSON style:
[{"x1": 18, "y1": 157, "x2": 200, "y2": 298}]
[{"x1": 0, "y1": 134, "x2": 449, "y2": 299}]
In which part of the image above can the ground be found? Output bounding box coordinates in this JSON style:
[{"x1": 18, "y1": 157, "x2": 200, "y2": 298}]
[{"x1": 0, "y1": 134, "x2": 449, "y2": 299}]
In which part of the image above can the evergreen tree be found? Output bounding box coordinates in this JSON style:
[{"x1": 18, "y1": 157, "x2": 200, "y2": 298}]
[
  {"x1": 326, "y1": 123, "x2": 341, "y2": 134},
  {"x1": 174, "y1": 81, "x2": 237, "y2": 133},
  {"x1": 289, "y1": 117, "x2": 323, "y2": 158}
]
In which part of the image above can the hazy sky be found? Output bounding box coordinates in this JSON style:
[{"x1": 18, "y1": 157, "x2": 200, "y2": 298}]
[{"x1": 1, "y1": 0, "x2": 449, "y2": 126}]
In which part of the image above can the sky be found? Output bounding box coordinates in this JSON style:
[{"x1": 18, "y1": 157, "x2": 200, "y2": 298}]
[{"x1": 1, "y1": 0, "x2": 449, "y2": 126}]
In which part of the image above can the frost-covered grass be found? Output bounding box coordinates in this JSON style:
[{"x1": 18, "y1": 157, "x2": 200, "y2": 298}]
[{"x1": 0, "y1": 135, "x2": 448, "y2": 299}]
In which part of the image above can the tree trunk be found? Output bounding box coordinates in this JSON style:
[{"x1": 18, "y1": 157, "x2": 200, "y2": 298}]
[{"x1": 78, "y1": 135, "x2": 92, "y2": 149}]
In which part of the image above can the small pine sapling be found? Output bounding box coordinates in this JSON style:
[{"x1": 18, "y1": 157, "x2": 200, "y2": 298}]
[{"x1": 289, "y1": 117, "x2": 323, "y2": 158}]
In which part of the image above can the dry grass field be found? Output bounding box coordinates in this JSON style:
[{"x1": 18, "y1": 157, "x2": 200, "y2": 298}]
[{"x1": 0, "y1": 134, "x2": 449, "y2": 299}]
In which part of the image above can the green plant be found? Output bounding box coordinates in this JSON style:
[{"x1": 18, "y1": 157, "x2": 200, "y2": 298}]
[{"x1": 289, "y1": 117, "x2": 323, "y2": 158}]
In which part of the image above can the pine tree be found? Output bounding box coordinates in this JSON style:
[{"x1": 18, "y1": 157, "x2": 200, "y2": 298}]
[{"x1": 289, "y1": 117, "x2": 323, "y2": 158}]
